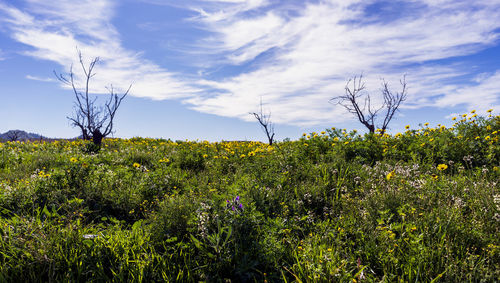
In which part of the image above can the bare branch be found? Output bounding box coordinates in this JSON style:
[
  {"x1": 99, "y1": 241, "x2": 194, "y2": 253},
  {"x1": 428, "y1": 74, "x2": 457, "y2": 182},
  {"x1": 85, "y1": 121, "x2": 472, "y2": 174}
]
[
  {"x1": 250, "y1": 99, "x2": 275, "y2": 145},
  {"x1": 55, "y1": 49, "x2": 131, "y2": 146},
  {"x1": 331, "y1": 74, "x2": 407, "y2": 134}
]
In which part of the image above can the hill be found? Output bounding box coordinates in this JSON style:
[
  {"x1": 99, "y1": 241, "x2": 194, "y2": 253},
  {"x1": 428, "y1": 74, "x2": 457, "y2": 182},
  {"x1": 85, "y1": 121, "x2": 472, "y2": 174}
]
[{"x1": 0, "y1": 130, "x2": 45, "y2": 141}]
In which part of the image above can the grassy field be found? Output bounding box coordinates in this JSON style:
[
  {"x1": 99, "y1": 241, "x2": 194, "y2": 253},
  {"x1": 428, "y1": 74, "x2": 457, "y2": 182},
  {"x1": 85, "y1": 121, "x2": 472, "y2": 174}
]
[{"x1": 0, "y1": 111, "x2": 499, "y2": 282}]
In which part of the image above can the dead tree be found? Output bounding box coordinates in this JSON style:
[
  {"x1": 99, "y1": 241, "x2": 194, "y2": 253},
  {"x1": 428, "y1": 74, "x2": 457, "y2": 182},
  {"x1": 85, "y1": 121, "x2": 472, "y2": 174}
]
[
  {"x1": 55, "y1": 50, "x2": 131, "y2": 146},
  {"x1": 331, "y1": 75, "x2": 407, "y2": 135},
  {"x1": 251, "y1": 100, "x2": 275, "y2": 145}
]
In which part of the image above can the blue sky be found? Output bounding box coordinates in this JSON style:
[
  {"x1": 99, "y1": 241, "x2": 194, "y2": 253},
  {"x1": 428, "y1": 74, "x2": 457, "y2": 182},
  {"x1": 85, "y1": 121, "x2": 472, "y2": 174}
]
[{"x1": 0, "y1": 0, "x2": 499, "y2": 141}]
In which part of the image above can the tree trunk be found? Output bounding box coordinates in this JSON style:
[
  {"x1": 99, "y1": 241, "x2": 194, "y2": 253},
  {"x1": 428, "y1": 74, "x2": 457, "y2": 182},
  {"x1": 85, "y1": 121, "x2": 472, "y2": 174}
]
[{"x1": 92, "y1": 129, "x2": 103, "y2": 146}]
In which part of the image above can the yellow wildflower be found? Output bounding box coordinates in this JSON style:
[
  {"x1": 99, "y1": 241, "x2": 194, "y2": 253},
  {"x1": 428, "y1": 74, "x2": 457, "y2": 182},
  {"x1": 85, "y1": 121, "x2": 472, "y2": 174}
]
[
  {"x1": 133, "y1": 163, "x2": 140, "y2": 168},
  {"x1": 437, "y1": 164, "x2": 448, "y2": 171},
  {"x1": 386, "y1": 170, "x2": 395, "y2": 181}
]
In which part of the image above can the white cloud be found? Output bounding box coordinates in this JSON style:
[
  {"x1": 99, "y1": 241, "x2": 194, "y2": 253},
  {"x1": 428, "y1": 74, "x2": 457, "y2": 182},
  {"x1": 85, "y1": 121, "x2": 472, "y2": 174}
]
[
  {"x1": 186, "y1": 0, "x2": 500, "y2": 125},
  {"x1": 25, "y1": 75, "x2": 54, "y2": 82},
  {"x1": 0, "y1": 0, "x2": 200, "y2": 99},
  {"x1": 436, "y1": 71, "x2": 500, "y2": 112},
  {"x1": 1, "y1": 0, "x2": 499, "y2": 128}
]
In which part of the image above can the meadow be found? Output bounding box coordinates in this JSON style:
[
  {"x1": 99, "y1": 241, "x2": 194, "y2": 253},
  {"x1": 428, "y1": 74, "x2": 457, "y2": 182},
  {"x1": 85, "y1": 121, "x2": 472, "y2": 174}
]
[{"x1": 0, "y1": 111, "x2": 499, "y2": 282}]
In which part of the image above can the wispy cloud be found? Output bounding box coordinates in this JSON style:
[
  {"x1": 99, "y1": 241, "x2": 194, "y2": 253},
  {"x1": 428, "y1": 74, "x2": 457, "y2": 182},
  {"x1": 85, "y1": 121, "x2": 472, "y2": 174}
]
[
  {"x1": 0, "y1": 0, "x2": 200, "y2": 99},
  {"x1": 25, "y1": 75, "x2": 54, "y2": 82},
  {"x1": 181, "y1": 0, "x2": 500, "y2": 125},
  {"x1": 1, "y1": 0, "x2": 499, "y2": 127}
]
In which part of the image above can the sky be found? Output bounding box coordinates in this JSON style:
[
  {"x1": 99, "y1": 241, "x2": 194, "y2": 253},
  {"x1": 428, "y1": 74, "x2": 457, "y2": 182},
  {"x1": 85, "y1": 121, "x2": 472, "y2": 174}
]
[{"x1": 0, "y1": 0, "x2": 499, "y2": 141}]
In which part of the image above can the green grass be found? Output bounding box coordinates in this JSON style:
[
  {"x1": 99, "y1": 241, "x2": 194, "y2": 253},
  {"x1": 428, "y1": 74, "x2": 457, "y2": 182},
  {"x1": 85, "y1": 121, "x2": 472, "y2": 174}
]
[{"x1": 0, "y1": 112, "x2": 499, "y2": 282}]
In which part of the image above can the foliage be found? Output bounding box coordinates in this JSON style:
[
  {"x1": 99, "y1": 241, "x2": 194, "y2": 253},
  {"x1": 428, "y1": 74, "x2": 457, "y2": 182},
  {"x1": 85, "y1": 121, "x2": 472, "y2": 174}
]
[{"x1": 0, "y1": 111, "x2": 499, "y2": 282}]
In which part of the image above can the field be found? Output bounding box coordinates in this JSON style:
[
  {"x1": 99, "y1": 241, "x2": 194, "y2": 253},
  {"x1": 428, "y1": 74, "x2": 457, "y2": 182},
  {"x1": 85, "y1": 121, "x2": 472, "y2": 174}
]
[{"x1": 0, "y1": 112, "x2": 499, "y2": 282}]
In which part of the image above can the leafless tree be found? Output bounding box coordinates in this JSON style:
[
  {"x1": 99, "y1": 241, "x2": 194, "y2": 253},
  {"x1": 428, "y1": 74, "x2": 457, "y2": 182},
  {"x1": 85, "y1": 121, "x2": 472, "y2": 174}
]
[
  {"x1": 251, "y1": 99, "x2": 275, "y2": 145},
  {"x1": 55, "y1": 50, "x2": 131, "y2": 146},
  {"x1": 331, "y1": 75, "x2": 407, "y2": 135}
]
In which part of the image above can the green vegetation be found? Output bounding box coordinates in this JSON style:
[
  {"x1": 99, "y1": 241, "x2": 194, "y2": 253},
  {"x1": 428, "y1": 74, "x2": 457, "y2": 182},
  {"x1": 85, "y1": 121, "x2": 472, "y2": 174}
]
[{"x1": 0, "y1": 111, "x2": 499, "y2": 282}]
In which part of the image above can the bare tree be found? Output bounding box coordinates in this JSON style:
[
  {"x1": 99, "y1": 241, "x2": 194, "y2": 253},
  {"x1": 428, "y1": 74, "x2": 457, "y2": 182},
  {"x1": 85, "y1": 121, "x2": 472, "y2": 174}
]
[
  {"x1": 55, "y1": 50, "x2": 131, "y2": 146},
  {"x1": 251, "y1": 99, "x2": 275, "y2": 145},
  {"x1": 331, "y1": 75, "x2": 407, "y2": 135}
]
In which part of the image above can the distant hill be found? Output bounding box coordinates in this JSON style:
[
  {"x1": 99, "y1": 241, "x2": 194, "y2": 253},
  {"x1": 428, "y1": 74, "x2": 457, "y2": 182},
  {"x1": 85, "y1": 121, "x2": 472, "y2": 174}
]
[{"x1": 0, "y1": 130, "x2": 45, "y2": 141}]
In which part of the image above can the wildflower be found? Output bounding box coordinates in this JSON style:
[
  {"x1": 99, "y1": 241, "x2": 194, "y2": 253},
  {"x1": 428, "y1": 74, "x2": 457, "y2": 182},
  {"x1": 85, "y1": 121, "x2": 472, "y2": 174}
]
[
  {"x1": 405, "y1": 125, "x2": 410, "y2": 129},
  {"x1": 485, "y1": 136, "x2": 491, "y2": 140},
  {"x1": 437, "y1": 164, "x2": 448, "y2": 171},
  {"x1": 321, "y1": 131, "x2": 326, "y2": 135},
  {"x1": 70, "y1": 157, "x2": 78, "y2": 163},
  {"x1": 471, "y1": 110, "x2": 476, "y2": 113},
  {"x1": 133, "y1": 162, "x2": 141, "y2": 168},
  {"x1": 431, "y1": 174, "x2": 438, "y2": 180},
  {"x1": 226, "y1": 196, "x2": 243, "y2": 214},
  {"x1": 83, "y1": 234, "x2": 98, "y2": 239},
  {"x1": 452, "y1": 117, "x2": 457, "y2": 121},
  {"x1": 333, "y1": 137, "x2": 339, "y2": 142},
  {"x1": 487, "y1": 109, "x2": 493, "y2": 113},
  {"x1": 493, "y1": 166, "x2": 499, "y2": 171},
  {"x1": 424, "y1": 122, "x2": 429, "y2": 126},
  {"x1": 386, "y1": 170, "x2": 395, "y2": 181}
]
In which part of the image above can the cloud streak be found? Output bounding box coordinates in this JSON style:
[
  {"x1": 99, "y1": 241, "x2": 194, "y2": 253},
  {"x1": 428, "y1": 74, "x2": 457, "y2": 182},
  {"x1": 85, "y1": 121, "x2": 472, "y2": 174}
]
[
  {"x1": 184, "y1": 0, "x2": 500, "y2": 125},
  {"x1": 25, "y1": 75, "x2": 55, "y2": 82},
  {"x1": 0, "y1": 0, "x2": 499, "y2": 128},
  {"x1": 0, "y1": 0, "x2": 200, "y2": 99}
]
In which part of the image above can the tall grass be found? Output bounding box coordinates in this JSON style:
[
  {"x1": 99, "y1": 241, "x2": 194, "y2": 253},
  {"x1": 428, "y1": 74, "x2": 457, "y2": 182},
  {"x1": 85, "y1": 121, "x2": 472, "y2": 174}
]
[{"x1": 0, "y1": 111, "x2": 499, "y2": 282}]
